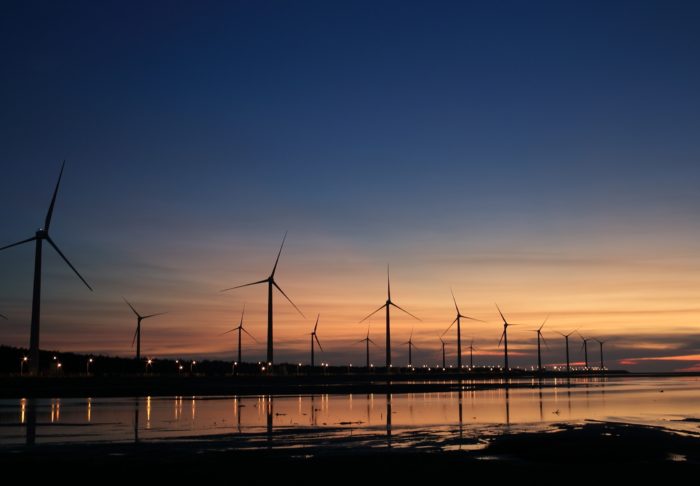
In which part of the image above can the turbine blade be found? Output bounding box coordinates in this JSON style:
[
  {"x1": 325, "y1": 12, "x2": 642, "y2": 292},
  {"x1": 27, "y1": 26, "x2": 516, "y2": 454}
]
[
  {"x1": 314, "y1": 334, "x2": 323, "y2": 352},
  {"x1": 142, "y1": 312, "x2": 166, "y2": 320},
  {"x1": 387, "y1": 264, "x2": 391, "y2": 301},
  {"x1": 241, "y1": 327, "x2": 259, "y2": 343},
  {"x1": 368, "y1": 338, "x2": 379, "y2": 347},
  {"x1": 219, "y1": 328, "x2": 238, "y2": 336},
  {"x1": 44, "y1": 160, "x2": 65, "y2": 231},
  {"x1": 313, "y1": 313, "x2": 320, "y2": 333},
  {"x1": 270, "y1": 231, "x2": 287, "y2": 277},
  {"x1": 123, "y1": 297, "x2": 140, "y2": 318},
  {"x1": 541, "y1": 334, "x2": 550, "y2": 350},
  {"x1": 495, "y1": 303, "x2": 507, "y2": 324},
  {"x1": 0, "y1": 236, "x2": 36, "y2": 252},
  {"x1": 441, "y1": 318, "x2": 457, "y2": 336},
  {"x1": 272, "y1": 281, "x2": 305, "y2": 318},
  {"x1": 359, "y1": 304, "x2": 386, "y2": 323},
  {"x1": 46, "y1": 236, "x2": 93, "y2": 290},
  {"x1": 539, "y1": 315, "x2": 549, "y2": 331},
  {"x1": 390, "y1": 302, "x2": 421, "y2": 321},
  {"x1": 498, "y1": 329, "x2": 505, "y2": 347},
  {"x1": 460, "y1": 315, "x2": 486, "y2": 323},
  {"x1": 450, "y1": 287, "x2": 460, "y2": 314},
  {"x1": 131, "y1": 326, "x2": 138, "y2": 347},
  {"x1": 240, "y1": 303, "x2": 246, "y2": 325},
  {"x1": 220, "y1": 278, "x2": 268, "y2": 292}
]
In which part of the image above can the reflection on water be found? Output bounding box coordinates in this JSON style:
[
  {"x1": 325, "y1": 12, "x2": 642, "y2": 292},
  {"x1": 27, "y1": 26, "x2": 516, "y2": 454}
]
[{"x1": 1, "y1": 377, "x2": 699, "y2": 449}]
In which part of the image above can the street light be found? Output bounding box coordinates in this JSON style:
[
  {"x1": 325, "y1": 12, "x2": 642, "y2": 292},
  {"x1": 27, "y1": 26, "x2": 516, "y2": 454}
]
[
  {"x1": 190, "y1": 360, "x2": 196, "y2": 373},
  {"x1": 20, "y1": 356, "x2": 28, "y2": 375},
  {"x1": 86, "y1": 357, "x2": 93, "y2": 375},
  {"x1": 146, "y1": 358, "x2": 153, "y2": 373}
]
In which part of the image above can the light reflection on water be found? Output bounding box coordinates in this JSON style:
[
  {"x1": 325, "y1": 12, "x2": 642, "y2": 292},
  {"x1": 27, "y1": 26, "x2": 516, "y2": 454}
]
[{"x1": 1, "y1": 377, "x2": 699, "y2": 449}]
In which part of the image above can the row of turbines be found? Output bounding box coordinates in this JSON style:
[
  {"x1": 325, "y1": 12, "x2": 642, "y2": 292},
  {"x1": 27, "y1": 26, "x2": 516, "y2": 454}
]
[{"x1": 1, "y1": 162, "x2": 610, "y2": 375}]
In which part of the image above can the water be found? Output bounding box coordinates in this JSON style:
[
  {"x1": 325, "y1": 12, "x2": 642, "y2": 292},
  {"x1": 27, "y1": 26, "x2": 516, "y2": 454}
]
[{"x1": 1, "y1": 377, "x2": 699, "y2": 450}]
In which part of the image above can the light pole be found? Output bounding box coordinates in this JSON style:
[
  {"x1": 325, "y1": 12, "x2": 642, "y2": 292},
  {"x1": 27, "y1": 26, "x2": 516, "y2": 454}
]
[
  {"x1": 86, "y1": 357, "x2": 93, "y2": 375},
  {"x1": 232, "y1": 361, "x2": 238, "y2": 375},
  {"x1": 190, "y1": 360, "x2": 196, "y2": 373},
  {"x1": 146, "y1": 358, "x2": 153, "y2": 373},
  {"x1": 20, "y1": 356, "x2": 28, "y2": 375}
]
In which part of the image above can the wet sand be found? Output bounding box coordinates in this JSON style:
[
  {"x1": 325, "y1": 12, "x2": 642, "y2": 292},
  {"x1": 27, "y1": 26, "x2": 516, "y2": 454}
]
[{"x1": 1, "y1": 422, "x2": 697, "y2": 481}]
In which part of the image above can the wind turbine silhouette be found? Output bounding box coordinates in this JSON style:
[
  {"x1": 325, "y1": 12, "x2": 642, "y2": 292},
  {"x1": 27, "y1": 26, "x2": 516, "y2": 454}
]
[
  {"x1": 124, "y1": 298, "x2": 166, "y2": 362},
  {"x1": 556, "y1": 329, "x2": 577, "y2": 373},
  {"x1": 496, "y1": 304, "x2": 521, "y2": 373},
  {"x1": 528, "y1": 316, "x2": 549, "y2": 371},
  {"x1": 442, "y1": 289, "x2": 483, "y2": 369},
  {"x1": 403, "y1": 329, "x2": 418, "y2": 368},
  {"x1": 360, "y1": 265, "x2": 420, "y2": 369},
  {"x1": 579, "y1": 334, "x2": 591, "y2": 369},
  {"x1": 439, "y1": 337, "x2": 447, "y2": 369},
  {"x1": 221, "y1": 304, "x2": 258, "y2": 365},
  {"x1": 309, "y1": 314, "x2": 323, "y2": 367},
  {"x1": 356, "y1": 323, "x2": 377, "y2": 369},
  {"x1": 221, "y1": 232, "x2": 304, "y2": 366},
  {"x1": 0, "y1": 161, "x2": 92, "y2": 374},
  {"x1": 467, "y1": 339, "x2": 477, "y2": 369},
  {"x1": 595, "y1": 338, "x2": 607, "y2": 369}
]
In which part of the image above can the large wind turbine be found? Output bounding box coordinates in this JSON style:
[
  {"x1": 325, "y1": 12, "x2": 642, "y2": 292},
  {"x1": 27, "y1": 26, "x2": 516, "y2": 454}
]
[
  {"x1": 356, "y1": 324, "x2": 377, "y2": 369},
  {"x1": 403, "y1": 329, "x2": 417, "y2": 367},
  {"x1": 124, "y1": 298, "x2": 166, "y2": 362},
  {"x1": 221, "y1": 304, "x2": 258, "y2": 364},
  {"x1": 360, "y1": 266, "x2": 420, "y2": 369},
  {"x1": 557, "y1": 329, "x2": 577, "y2": 373},
  {"x1": 0, "y1": 161, "x2": 92, "y2": 374},
  {"x1": 496, "y1": 304, "x2": 521, "y2": 373},
  {"x1": 528, "y1": 316, "x2": 549, "y2": 371},
  {"x1": 221, "y1": 232, "x2": 304, "y2": 365},
  {"x1": 442, "y1": 289, "x2": 483, "y2": 369},
  {"x1": 309, "y1": 314, "x2": 323, "y2": 367}
]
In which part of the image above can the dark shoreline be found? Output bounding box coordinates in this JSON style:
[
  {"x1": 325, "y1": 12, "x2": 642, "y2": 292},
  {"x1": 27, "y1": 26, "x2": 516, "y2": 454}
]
[
  {"x1": 0, "y1": 370, "x2": 676, "y2": 399},
  {"x1": 1, "y1": 422, "x2": 698, "y2": 480}
]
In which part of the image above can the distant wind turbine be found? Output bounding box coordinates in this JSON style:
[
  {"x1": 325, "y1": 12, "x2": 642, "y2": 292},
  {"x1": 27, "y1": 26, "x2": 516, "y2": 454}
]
[
  {"x1": 360, "y1": 265, "x2": 420, "y2": 369},
  {"x1": 528, "y1": 316, "x2": 549, "y2": 371},
  {"x1": 556, "y1": 329, "x2": 577, "y2": 373},
  {"x1": 468, "y1": 339, "x2": 477, "y2": 369},
  {"x1": 579, "y1": 334, "x2": 591, "y2": 369},
  {"x1": 356, "y1": 324, "x2": 377, "y2": 369},
  {"x1": 442, "y1": 289, "x2": 483, "y2": 370},
  {"x1": 221, "y1": 304, "x2": 258, "y2": 364},
  {"x1": 595, "y1": 338, "x2": 606, "y2": 369},
  {"x1": 124, "y1": 298, "x2": 166, "y2": 362},
  {"x1": 221, "y1": 232, "x2": 304, "y2": 366},
  {"x1": 309, "y1": 314, "x2": 323, "y2": 367},
  {"x1": 496, "y1": 304, "x2": 521, "y2": 373},
  {"x1": 0, "y1": 161, "x2": 93, "y2": 374},
  {"x1": 439, "y1": 337, "x2": 446, "y2": 369},
  {"x1": 403, "y1": 329, "x2": 418, "y2": 368}
]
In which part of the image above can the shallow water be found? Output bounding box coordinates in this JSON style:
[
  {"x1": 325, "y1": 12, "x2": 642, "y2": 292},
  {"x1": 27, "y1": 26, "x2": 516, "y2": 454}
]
[{"x1": 1, "y1": 377, "x2": 699, "y2": 449}]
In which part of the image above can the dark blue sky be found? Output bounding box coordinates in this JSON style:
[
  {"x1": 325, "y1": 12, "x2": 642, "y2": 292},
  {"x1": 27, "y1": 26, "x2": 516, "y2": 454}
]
[{"x1": 1, "y1": 1, "x2": 700, "y2": 369}]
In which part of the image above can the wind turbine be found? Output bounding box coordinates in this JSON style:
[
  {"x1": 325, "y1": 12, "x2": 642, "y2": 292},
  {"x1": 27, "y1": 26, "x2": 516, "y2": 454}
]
[
  {"x1": 0, "y1": 161, "x2": 93, "y2": 374},
  {"x1": 360, "y1": 265, "x2": 420, "y2": 369},
  {"x1": 496, "y1": 304, "x2": 521, "y2": 373},
  {"x1": 309, "y1": 314, "x2": 323, "y2": 367},
  {"x1": 528, "y1": 316, "x2": 549, "y2": 371},
  {"x1": 556, "y1": 329, "x2": 577, "y2": 373},
  {"x1": 403, "y1": 329, "x2": 417, "y2": 368},
  {"x1": 579, "y1": 334, "x2": 591, "y2": 369},
  {"x1": 442, "y1": 289, "x2": 483, "y2": 370},
  {"x1": 467, "y1": 339, "x2": 477, "y2": 369},
  {"x1": 221, "y1": 304, "x2": 258, "y2": 365},
  {"x1": 221, "y1": 232, "x2": 304, "y2": 366},
  {"x1": 439, "y1": 337, "x2": 446, "y2": 369},
  {"x1": 124, "y1": 298, "x2": 166, "y2": 362},
  {"x1": 595, "y1": 338, "x2": 606, "y2": 370},
  {"x1": 356, "y1": 324, "x2": 377, "y2": 369}
]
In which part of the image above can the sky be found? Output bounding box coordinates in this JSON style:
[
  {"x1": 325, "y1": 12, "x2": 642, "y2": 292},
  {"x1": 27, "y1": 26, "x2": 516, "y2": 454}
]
[{"x1": 1, "y1": 0, "x2": 700, "y2": 372}]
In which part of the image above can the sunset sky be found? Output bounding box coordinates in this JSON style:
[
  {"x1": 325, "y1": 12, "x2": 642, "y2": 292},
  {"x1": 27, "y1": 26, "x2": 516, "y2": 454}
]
[{"x1": 2, "y1": 1, "x2": 700, "y2": 371}]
